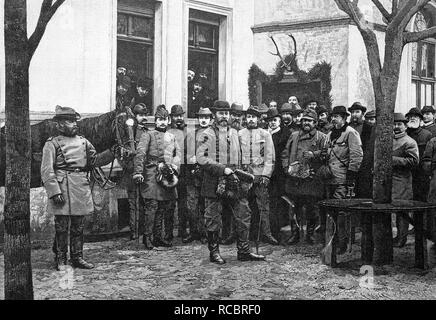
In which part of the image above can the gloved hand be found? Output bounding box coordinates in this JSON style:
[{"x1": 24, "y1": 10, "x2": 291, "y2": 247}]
[
  {"x1": 346, "y1": 170, "x2": 357, "y2": 187},
  {"x1": 51, "y1": 194, "x2": 65, "y2": 206},
  {"x1": 133, "y1": 173, "x2": 144, "y2": 184}
]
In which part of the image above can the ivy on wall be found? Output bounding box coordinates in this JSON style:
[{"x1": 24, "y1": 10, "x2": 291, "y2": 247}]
[{"x1": 248, "y1": 55, "x2": 333, "y2": 110}]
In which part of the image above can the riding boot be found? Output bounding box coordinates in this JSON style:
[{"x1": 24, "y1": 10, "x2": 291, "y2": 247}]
[
  {"x1": 142, "y1": 235, "x2": 154, "y2": 250},
  {"x1": 128, "y1": 197, "x2": 139, "y2": 240},
  {"x1": 236, "y1": 227, "x2": 265, "y2": 261},
  {"x1": 207, "y1": 232, "x2": 226, "y2": 264},
  {"x1": 305, "y1": 219, "x2": 317, "y2": 245},
  {"x1": 163, "y1": 202, "x2": 175, "y2": 243},
  {"x1": 54, "y1": 231, "x2": 68, "y2": 271},
  {"x1": 153, "y1": 204, "x2": 172, "y2": 247},
  {"x1": 70, "y1": 228, "x2": 94, "y2": 269},
  {"x1": 286, "y1": 220, "x2": 300, "y2": 245}
]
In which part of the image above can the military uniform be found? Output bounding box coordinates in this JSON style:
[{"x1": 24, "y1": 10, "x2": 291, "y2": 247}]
[
  {"x1": 197, "y1": 100, "x2": 265, "y2": 264},
  {"x1": 41, "y1": 106, "x2": 115, "y2": 270},
  {"x1": 133, "y1": 106, "x2": 181, "y2": 248},
  {"x1": 239, "y1": 106, "x2": 277, "y2": 245},
  {"x1": 281, "y1": 110, "x2": 328, "y2": 245}
]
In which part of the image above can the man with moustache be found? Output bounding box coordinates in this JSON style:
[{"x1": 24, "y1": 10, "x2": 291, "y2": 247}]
[
  {"x1": 133, "y1": 105, "x2": 181, "y2": 249},
  {"x1": 421, "y1": 105, "x2": 436, "y2": 137},
  {"x1": 197, "y1": 100, "x2": 265, "y2": 263},
  {"x1": 115, "y1": 75, "x2": 133, "y2": 112},
  {"x1": 240, "y1": 105, "x2": 278, "y2": 245},
  {"x1": 348, "y1": 102, "x2": 368, "y2": 136},
  {"x1": 113, "y1": 103, "x2": 149, "y2": 240},
  {"x1": 364, "y1": 110, "x2": 376, "y2": 126},
  {"x1": 288, "y1": 95, "x2": 301, "y2": 109},
  {"x1": 281, "y1": 109, "x2": 328, "y2": 245},
  {"x1": 185, "y1": 108, "x2": 214, "y2": 244},
  {"x1": 266, "y1": 107, "x2": 289, "y2": 240},
  {"x1": 188, "y1": 74, "x2": 212, "y2": 118},
  {"x1": 316, "y1": 105, "x2": 333, "y2": 134},
  {"x1": 230, "y1": 102, "x2": 245, "y2": 131},
  {"x1": 326, "y1": 106, "x2": 363, "y2": 254},
  {"x1": 131, "y1": 78, "x2": 153, "y2": 115},
  {"x1": 392, "y1": 113, "x2": 419, "y2": 247},
  {"x1": 42, "y1": 106, "x2": 118, "y2": 270},
  {"x1": 280, "y1": 103, "x2": 300, "y2": 140},
  {"x1": 167, "y1": 105, "x2": 190, "y2": 242}
]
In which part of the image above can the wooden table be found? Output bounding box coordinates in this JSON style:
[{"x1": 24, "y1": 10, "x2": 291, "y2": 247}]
[{"x1": 318, "y1": 199, "x2": 436, "y2": 269}]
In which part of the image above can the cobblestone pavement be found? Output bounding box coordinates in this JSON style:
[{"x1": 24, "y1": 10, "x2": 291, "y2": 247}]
[{"x1": 1, "y1": 237, "x2": 436, "y2": 300}]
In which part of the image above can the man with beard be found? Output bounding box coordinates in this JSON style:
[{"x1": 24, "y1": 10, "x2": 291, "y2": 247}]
[
  {"x1": 41, "y1": 106, "x2": 118, "y2": 270},
  {"x1": 167, "y1": 105, "x2": 190, "y2": 242},
  {"x1": 258, "y1": 104, "x2": 270, "y2": 129},
  {"x1": 230, "y1": 102, "x2": 245, "y2": 131},
  {"x1": 131, "y1": 78, "x2": 153, "y2": 115},
  {"x1": 266, "y1": 107, "x2": 289, "y2": 240},
  {"x1": 116, "y1": 75, "x2": 133, "y2": 112},
  {"x1": 280, "y1": 103, "x2": 300, "y2": 140},
  {"x1": 185, "y1": 108, "x2": 214, "y2": 244},
  {"x1": 197, "y1": 100, "x2": 266, "y2": 263},
  {"x1": 316, "y1": 105, "x2": 333, "y2": 134},
  {"x1": 326, "y1": 106, "x2": 363, "y2": 254},
  {"x1": 188, "y1": 75, "x2": 212, "y2": 118},
  {"x1": 421, "y1": 105, "x2": 436, "y2": 137},
  {"x1": 240, "y1": 105, "x2": 278, "y2": 245},
  {"x1": 281, "y1": 109, "x2": 328, "y2": 245},
  {"x1": 133, "y1": 105, "x2": 181, "y2": 249},
  {"x1": 392, "y1": 113, "x2": 419, "y2": 247},
  {"x1": 304, "y1": 99, "x2": 318, "y2": 111},
  {"x1": 348, "y1": 102, "x2": 370, "y2": 136},
  {"x1": 364, "y1": 110, "x2": 376, "y2": 126},
  {"x1": 288, "y1": 95, "x2": 300, "y2": 108},
  {"x1": 113, "y1": 103, "x2": 149, "y2": 240}
]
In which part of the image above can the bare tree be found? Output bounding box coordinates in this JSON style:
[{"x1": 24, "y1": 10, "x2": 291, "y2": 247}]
[
  {"x1": 333, "y1": 0, "x2": 436, "y2": 264},
  {"x1": 4, "y1": 0, "x2": 65, "y2": 300}
]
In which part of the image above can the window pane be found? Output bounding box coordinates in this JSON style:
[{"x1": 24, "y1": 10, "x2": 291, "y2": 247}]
[
  {"x1": 131, "y1": 16, "x2": 152, "y2": 39},
  {"x1": 428, "y1": 43, "x2": 435, "y2": 79},
  {"x1": 421, "y1": 43, "x2": 429, "y2": 77},
  {"x1": 426, "y1": 84, "x2": 433, "y2": 105},
  {"x1": 421, "y1": 83, "x2": 426, "y2": 107},
  {"x1": 197, "y1": 24, "x2": 215, "y2": 49},
  {"x1": 117, "y1": 13, "x2": 128, "y2": 35},
  {"x1": 412, "y1": 42, "x2": 418, "y2": 76},
  {"x1": 189, "y1": 22, "x2": 194, "y2": 46},
  {"x1": 412, "y1": 81, "x2": 417, "y2": 107}
]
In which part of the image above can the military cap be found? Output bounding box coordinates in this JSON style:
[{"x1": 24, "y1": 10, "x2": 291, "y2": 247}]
[
  {"x1": 170, "y1": 104, "x2": 185, "y2": 116},
  {"x1": 421, "y1": 105, "x2": 435, "y2": 114},
  {"x1": 301, "y1": 109, "x2": 318, "y2": 121},
  {"x1": 394, "y1": 112, "x2": 407, "y2": 123},
  {"x1": 316, "y1": 105, "x2": 329, "y2": 116},
  {"x1": 280, "y1": 103, "x2": 293, "y2": 114},
  {"x1": 212, "y1": 100, "x2": 231, "y2": 112},
  {"x1": 266, "y1": 107, "x2": 281, "y2": 120},
  {"x1": 365, "y1": 110, "x2": 375, "y2": 118},
  {"x1": 196, "y1": 107, "x2": 213, "y2": 117},
  {"x1": 405, "y1": 107, "x2": 423, "y2": 119},
  {"x1": 230, "y1": 102, "x2": 244, "y2": 115},
  {"x1": 348, "y1": 102, "x2": 367, "y2": 114},
  {"x1": 53, "y1": 105, "x2": 81, "y2": 121},
  {"x1": 117, "y1": 75, "x2": 131, "y2": 88},
  {"x1": 246, "y1": 105, "x2": 262, "y2": 117},
  {"x1": 331, "y1": 105, "x2": 350, "y2": 117},
  {"x1": 155, "y1": 104, "x2": 169, "y2": 118},
  {"x1": 133, "y1": 103, "x2": 148, "y2": 115}
]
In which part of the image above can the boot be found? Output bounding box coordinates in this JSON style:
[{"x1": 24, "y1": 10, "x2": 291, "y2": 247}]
[
  {"x1": 154, "y1": 206, "x2": 172, "y2": 247},
  {"x1": 71, "y1": 255, "x2": 95, "y2": 269},
  {"x1": 262, "y1": 234, "x2": 279, "y2": 245},
  {"x1": 236, "y1": 230, "x2": 265, "y2": 261},
  {"x1": 286, "y1": 221, "x2": 300, "y2": 245},
  {"x1": 305, "y1": 219, "x2": 317, "y2": 245},
  {"x1": 142, "y1": 235, "x2": 154, "y2": 250},
  {"x1": 207, "y1": 232, "x2": 226, "y2": 264},
  {"x1": 54, "y1": 219, "x2": 69, "y2": 271},
  {"x1": 70, "y1": 233, "x2": 94, "y2": 269}
]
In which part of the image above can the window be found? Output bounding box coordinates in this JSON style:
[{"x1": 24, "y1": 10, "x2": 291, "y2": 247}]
[
  {"x1": 187, "y1": 10, "x2": 220, "y2": 118},
  {"x1": 411, "y1": 11, "x2": 436, "y2": 108},
  {"x1": 117, "y1": 0, "x2": 154, "y2": 113}
]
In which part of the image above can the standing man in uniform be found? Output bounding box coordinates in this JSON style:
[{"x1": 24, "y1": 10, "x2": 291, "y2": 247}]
[
  {"x1": 133, "y1": 105, "x2": 181, "y2": 249},
  {"x1": 112, "y1": 103, "x2": 149, "y2": 240},
  {"x1": 281, "y1": 109, "x2": 328, "y2": 245},
  {"x1": 240, "y1": 105, "x2": 278, "y2": 245},
  {"x1": 41, "y1": 106, "x2": 117, "y2": 270},
  {"x1": 197, "y1": 100, "x2": 265, "y2": 263}
]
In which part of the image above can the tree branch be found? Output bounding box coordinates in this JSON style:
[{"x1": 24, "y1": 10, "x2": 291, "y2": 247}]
[
  {"x1": 335, "y1": 0, "x2": 368, "y2": 31},
  {"x1": 27, "y1": 0, "x2": 65, "y2": 59},
  {"x1": 392, "y1": 0, "x2": 398, "y2": 16},
  {"x1": 390, "y1": 0, "x2": 431, "y2": 31},
  {"x1": 371, "y1": 0, "x2": 391, "y2": 22},
  {"x1": 404, "y1": 26, "x2": 436, "y2": 44}
]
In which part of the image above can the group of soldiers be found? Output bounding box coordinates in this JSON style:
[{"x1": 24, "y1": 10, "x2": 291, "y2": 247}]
[{"x1": 41, "y1": 87, "x2": 436, "y2": 270}]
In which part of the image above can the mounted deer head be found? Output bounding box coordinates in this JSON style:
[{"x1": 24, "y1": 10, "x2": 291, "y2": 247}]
[{"x1": 268, "y1": 34, "x2": 297, "y2": 72}]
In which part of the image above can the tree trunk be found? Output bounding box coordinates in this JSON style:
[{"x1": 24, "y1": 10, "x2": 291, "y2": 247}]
[
  {"x1": 371, "y1": 35, "x2": 403, "y2": 265},
  {"x1": 4, "y1": 0, "x2": 34, "y2": 300}
]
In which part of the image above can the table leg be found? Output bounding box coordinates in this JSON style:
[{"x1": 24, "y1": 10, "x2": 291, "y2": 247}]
[
  {"x1": 414, "y1": 210, "x2": 428, "y2": 270},
  {"x1": 322, "y1": 209, "x2": 337, "y2": 267},
  {"x1": 361, "y1": 212, "x2": 374, "y2": 264}
]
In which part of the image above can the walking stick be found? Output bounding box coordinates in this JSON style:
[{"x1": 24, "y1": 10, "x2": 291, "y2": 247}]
[
  {"x1": 136, "y1": 183, "x2": 140, "y2": 244},
  {"x1": 256, "y1": 206, "x2": 262, "y2": 255}
]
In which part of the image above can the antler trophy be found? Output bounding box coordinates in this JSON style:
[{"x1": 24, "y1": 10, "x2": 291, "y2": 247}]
[{"x1": 268, "y1": 34, "x2": 297, "y2": 72}]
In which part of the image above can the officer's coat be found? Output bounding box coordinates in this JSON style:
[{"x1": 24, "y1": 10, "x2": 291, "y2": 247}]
[
  {"x1": 41, "y1": 135, "x2": 114, "y2": 216},
  {"x1": 134, "y1": 129, "x2": 181, "y2": 201}
]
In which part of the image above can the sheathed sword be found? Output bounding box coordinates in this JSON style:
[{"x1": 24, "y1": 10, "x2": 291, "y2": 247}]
[{"x1": 126, "y1": 118, "x2": 139, "y2": 244}]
